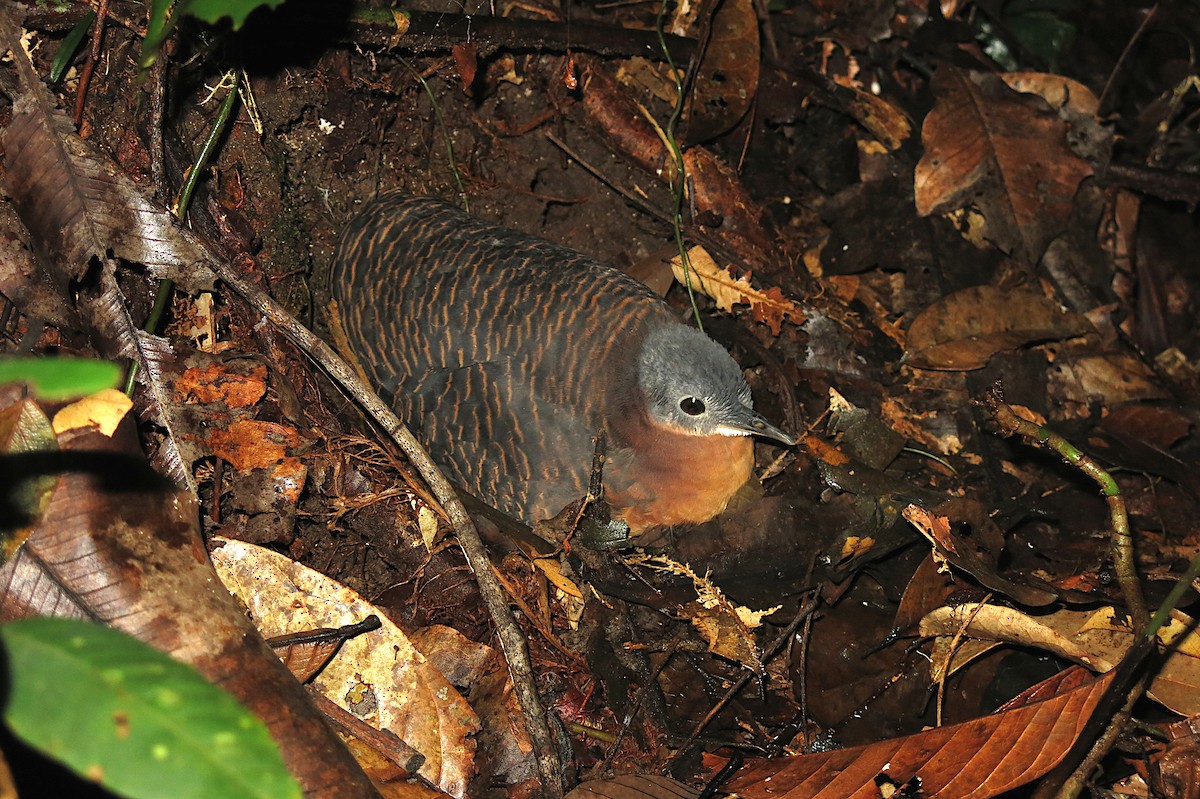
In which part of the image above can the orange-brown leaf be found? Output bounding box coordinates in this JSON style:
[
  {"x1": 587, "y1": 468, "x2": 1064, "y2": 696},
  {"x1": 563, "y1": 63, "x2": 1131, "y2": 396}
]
[
  {"x1": 914, "y1": 67, "x2": 1093, "y2": 266},
  {"x1": 683, "y1": 0, "x2": 759, "y2": 144},
  {"x1": 906, "y1": 285, "x2": 1093, "y2": 370},
  {"x1": 723, "y1": 667, "x2": 1113, "y2": 799},
  {"x1": 176, "y1": 362, "x2": 268, "y2": 408},
  {"x1": 671, "y1": 247, "x2": 803, "y2": 335},
  {"x1": 204, "y1": 418, "x2": 302, "y2": 471}
]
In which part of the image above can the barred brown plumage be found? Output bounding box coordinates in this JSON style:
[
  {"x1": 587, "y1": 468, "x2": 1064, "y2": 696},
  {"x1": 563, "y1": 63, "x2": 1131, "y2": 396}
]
[{"x1": 332, "y1": 193, "x2": 794, "y2": 531}]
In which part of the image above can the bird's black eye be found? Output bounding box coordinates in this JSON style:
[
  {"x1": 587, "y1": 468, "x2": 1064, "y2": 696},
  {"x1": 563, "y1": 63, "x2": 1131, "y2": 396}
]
[{"x1": 680, "y1": 397, "x2": 706, "y2": 416}]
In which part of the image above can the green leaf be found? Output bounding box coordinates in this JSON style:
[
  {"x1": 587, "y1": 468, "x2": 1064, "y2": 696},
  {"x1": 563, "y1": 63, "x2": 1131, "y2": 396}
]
[
  {"x1": 0, "y1": 357, "x2": 120, "y2": 401},
  {"x1": 185, "y1": 0, "x2": 289, "y2": 28},
  {"x1": 141, "y1": 0, "x2": 182, "y2": 69},
  {"x1": 141, "y1": 0, "x2": 290, "y2": 68},
  {"x1": 50, "y1": 10, "x2": 96, "y2": 83},
  {"x1": 1, "y1": 617, "x2": 303, "y2": 799}
]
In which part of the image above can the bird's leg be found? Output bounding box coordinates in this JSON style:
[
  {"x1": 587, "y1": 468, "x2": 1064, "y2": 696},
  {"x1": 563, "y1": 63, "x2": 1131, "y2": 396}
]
[{"x1": 574, "y1": 431, "x2": 632, "y2": 550}]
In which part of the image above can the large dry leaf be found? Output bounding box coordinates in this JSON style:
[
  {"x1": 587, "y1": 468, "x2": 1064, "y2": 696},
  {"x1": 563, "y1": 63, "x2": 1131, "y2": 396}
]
[
  {"x1": 0, "y1": 13, "x2": 266, "y2": 490},
  {"x1": 724, "y1": 667, "x2": 1113, "y2": 799},
  {"x1": 1047, "y1": 351, "x2": 1169, "y2": 412},
  {"x1": 566, "y1": 774, "x2": 700, "y2": 799},
  {"x1": 0, "y1": 13, "x2": 214, "y2": 292},
  {"x1": 210, "y1": 537, "x2": 480, "y2": 799},
  {"x1": 411, "y1": 625, "x2": 537, "y2": 787},
  {"x1": 905, "y1": 284, "x2": 1093, "y2": 370},
  {"x1": 0, "y1": 418, "x2": 380, "y2": 799},
  {"x1": 683, "y1": 0, "x2": 759, "y2": 145},
  {"x1": 920, "y1": 604, "x2": 1200, "y2": 715},
  {"x1": 914, "y1": 66, "x2": 1093, "y2": 266}
]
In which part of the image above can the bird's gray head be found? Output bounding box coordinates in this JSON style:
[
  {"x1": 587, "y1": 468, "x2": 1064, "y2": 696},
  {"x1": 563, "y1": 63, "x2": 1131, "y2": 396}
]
[{"x1": 636, "y1": 325, "x2": 795, "y2": 445}]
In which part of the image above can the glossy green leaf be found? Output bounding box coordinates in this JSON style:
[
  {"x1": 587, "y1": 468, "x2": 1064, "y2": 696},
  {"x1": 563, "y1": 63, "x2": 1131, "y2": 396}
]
[
  {"x1": 0, "y1": 357, "x2": 120, "y2": 401},
  {"x1": 50, "y1": 10, "x2": 96, "y2": 83},
  {"x1": 1, "y1": 617, "x2": 303, "y2": 799},
  {"x1": 186, "y1": 0, "x2": 289, "y2": 28},
  {"x1": 141, "y1": 0, "x2": 182, "y2": 69},
  {"x1": 141, "y1": 0, "x2": 290, "y2": 68}
]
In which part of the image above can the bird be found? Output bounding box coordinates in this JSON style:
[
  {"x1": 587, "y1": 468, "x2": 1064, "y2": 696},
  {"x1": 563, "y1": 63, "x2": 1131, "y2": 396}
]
[{"x1": 332, "y1": 193, "x2": 795, "y2": 532}]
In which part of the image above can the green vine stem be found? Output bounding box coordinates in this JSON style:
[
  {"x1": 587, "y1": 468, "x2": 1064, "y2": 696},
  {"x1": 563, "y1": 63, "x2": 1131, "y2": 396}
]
[
  {"x1": 978, "y1": 384, "x2": 1149, "y2": 627},
  {"x1": 1045, "y1": 547, "x2": 1200, "y2": 799},
  {"x1": 398, "y1": 56, "x2": 468, "y2": 213},
  {"x1": 124, "y1": 71, "x2": 241, "y2": 396},
  {"x1": 654, "y1": 0, "x2": 703, "y2": 331},
  {"x1": 976, "y1": 385, "x2": 1200, "y2": 799}
]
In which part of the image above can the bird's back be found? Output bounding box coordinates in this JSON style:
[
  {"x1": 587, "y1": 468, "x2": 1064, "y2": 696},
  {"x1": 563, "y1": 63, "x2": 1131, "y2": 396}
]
[{"x1": 332, "y1": 193, "x2": 679, "y2": 523}]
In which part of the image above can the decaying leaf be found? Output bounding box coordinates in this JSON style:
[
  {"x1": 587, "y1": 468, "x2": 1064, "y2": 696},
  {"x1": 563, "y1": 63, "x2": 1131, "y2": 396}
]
[
  {"x1": 565, "y1": 774, "x2": 700, "y2": 799},
  {"x1": 412, "y1": 625, "x2": 536, "y2": 788},
  {"x1": 1047, "y1": 350, "x2": 1169, "y2": 413},
  {"x1": 204, "y1": 418, "x2": 303, "y2": 472},
  {"x1": 920, "y1": 603, "x2": 1200, "y2": 715},
  {"x1": 210, "y1": 537, "x2": 481, "y2": 798},
  {"x1": 670, "y1": 247, "x2": 804, "y2": 335},
  {"x1": 175, "y1": 361, "x2": 268, "y2": 408},
  {"x1": 1154, "y1": 724, "x2": 1200, "y2": 799},
  {"x1": 915, "y1": 66, "x2": 1094, "y2": 266},
  {"x1": 904, "y1": 502, "x2": 1060, "y2": 606},
  {"x1": 905, "y1": 284, "x2": 1094, "y2": 370},
  {"x1": 0, "y1": 392, "x2": 57, "y2": 562},
  {"x1": 51, "y1": 388, "x2": 132, "y2": 436},
  {"x1": 683, "y1": 0, "x2": 760, "y2": 145},
  {"x1": 628, "y1": 553, "x2": 776, "y2": 673}
]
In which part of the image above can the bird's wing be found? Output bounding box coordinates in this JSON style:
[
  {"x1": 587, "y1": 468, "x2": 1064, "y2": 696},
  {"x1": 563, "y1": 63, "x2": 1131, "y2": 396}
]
[{"x1": 398, "y1": 356, "x2": 600, "y2": 525}]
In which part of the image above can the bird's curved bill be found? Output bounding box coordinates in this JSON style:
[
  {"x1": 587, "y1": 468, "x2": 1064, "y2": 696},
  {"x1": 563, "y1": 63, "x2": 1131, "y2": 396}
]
[{"x1": 717, "y1": 412, "x2": 797, "y2": 447}]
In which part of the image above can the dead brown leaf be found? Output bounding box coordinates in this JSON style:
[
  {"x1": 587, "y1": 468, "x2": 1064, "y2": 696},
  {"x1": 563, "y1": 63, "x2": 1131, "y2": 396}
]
[
  {"x1": 1047, "y1": 351, "x2": 1169, "y2": 413},
  {"x1": 723, "y1": 667, "x2": 1113, "y2": 798},
  {"x1": 906, "y1": 284, "x2": 1093, "y2": 370},
  {"x1": 204, "y1": 418, "x2": 302, "y2": 471},
  {"x1": 915, "y1": 66, "x2": 1094, "y2": 266},
  {"x1": 565, "y1": 774, "x2": 700, "y2": 799},
  {"x1": 176, "y1": 361, "x2": 268, "y2": 408},
  {"x1": 211, "y1": 538, "x2": 481, "y2": 798},
  {"x1": 670, "y1": 247, "x2": 803, "y2": 335},
  {"x1": 904, "y1": 500, "x2": 1061, "y2": 606},
  {"x1": 683, "y1": 0, "x2": 759, "y2": 145}
]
